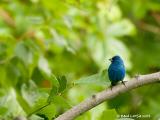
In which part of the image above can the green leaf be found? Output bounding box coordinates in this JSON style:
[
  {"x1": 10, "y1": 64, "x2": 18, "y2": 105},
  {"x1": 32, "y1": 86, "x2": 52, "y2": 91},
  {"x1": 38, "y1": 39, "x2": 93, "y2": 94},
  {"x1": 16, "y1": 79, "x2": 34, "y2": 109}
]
[
  {"x1": 38, "y1": 103, "x2": 56, "y2": 120},
  {"x1": 6, "y1": 57, "x2": 29, "y2": 87},
  {"x1": 47, "y1": 86, "x2": 58, "y2": 103},
  {"x1": 0, "y1": 66, "x2": 7, "y2": 88},
  {"x1": 50, "y1": 74, "x2": 59, "y2": 88},
  {"x1": 28, "y1": 97, "x2": 48, "y2": 117},
  {"x1": 107, "y1": 92, "x2": 131, "y2": 110},
  {"x1": 100, "y1": 109, "x2": 117, "y2": 120},
  {"x1": 0, "y1": 43, "x2": 7, "y2": 61},
  {"x1": 57, "y1": 75, "x2": 67, "y2": 93},
  {"x1": 16, "y1": 90, "x2": 31, "y2": 114},
  {"x1": 15, "y1": 41, "x2": 33, "y2": 66},
  {"x1": 132, "y1": 1, "x2": 147, "y2": 19},
  {"x1": 29, "y1": 98, "x2": 56, "y2": 119},
  {"x1": 38, "y1": 56, "x2": 51, "y2": 75},
  {"x1": 106, "y1": 19, "x2": 136, "y2": 37},
  {"x1": 6, "y1": 61, "x2": 20, "y2": 86},
  {"x1": 75, "y1": 70, "x2": 110, "y2": 86},
  {"x1": 53, "y1": 96, "x2": 71, "y2": 109},
  {"x1": 0, "y1": 107, "x2": 7, "y2": 116},
  {"x1": 31, "y1": 67, "x2": 45, "y2": 85}
]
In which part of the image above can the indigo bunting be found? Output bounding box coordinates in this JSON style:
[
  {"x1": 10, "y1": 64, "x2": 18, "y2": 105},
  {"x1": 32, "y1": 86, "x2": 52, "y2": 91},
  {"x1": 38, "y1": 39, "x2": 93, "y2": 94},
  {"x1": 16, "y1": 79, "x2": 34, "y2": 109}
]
[{"x1": 108, "y1": 55, "x2": 125, "y2": 86}]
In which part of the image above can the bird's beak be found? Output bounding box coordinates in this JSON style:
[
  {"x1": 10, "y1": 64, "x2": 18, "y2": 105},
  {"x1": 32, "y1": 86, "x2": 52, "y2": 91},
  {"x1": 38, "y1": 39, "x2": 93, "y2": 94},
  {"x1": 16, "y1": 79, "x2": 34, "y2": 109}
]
[{"x1": 109, "y1": 58, "x2": 112, "y2": 62}]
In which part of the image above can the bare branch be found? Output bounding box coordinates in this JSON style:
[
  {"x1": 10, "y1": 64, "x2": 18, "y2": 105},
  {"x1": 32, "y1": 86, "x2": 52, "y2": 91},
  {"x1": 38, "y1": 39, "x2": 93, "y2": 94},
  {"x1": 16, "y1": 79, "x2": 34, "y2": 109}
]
[
  {"x1": 137, "y1": 21, "x2": 160, "y2": 34},
  {"x1": 55, "y1": 72, "x2": 160, "y2": 120}
]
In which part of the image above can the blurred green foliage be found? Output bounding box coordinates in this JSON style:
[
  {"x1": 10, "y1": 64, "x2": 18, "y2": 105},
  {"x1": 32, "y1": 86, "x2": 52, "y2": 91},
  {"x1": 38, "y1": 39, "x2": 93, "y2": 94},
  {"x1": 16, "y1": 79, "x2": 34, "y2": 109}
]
[{"x1": 0, "y1": 0, "x2": 160, "y2": 120}]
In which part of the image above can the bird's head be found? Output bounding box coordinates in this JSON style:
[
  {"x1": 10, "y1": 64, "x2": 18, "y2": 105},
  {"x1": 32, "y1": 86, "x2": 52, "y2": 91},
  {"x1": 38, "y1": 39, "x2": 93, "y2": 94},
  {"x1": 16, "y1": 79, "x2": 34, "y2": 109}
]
[{"x1": 109, "y1": 55, "x2": 122, "y2": 63}]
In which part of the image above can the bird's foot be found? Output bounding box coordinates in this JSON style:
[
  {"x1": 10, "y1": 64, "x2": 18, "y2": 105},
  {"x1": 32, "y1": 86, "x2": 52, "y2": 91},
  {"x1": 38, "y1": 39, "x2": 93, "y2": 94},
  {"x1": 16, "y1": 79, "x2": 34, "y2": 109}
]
[
  {"x1": 121, "y1": 81, "x2": 127, "y2": 88},
  {"x1": 110, "y1": 86, "x2": 113, "y2": 91},
  {"x1": 109, "y1": 84, "x2": 114, "y2": 91},
  {"x1": 92, "y1": 94, "x2": 96, "y2": 99}
]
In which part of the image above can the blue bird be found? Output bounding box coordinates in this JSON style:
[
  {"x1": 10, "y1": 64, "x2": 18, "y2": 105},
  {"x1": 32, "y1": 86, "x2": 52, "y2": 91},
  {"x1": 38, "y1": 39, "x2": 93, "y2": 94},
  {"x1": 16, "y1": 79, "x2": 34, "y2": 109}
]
[{"x1": 108, "y1": 55, "x2": 126, "y2": 86}]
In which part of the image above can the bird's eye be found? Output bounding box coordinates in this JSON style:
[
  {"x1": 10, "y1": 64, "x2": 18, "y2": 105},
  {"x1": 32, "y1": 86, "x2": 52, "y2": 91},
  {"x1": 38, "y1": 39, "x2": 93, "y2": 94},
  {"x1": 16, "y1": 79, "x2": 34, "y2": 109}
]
[{"x1": 109, "y1": 58, "x2": 112, "y2": 61}]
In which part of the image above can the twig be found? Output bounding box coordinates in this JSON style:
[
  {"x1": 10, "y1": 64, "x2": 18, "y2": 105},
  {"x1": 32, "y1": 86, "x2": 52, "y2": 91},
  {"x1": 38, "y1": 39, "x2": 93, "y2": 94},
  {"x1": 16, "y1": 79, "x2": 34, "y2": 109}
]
[
  {"x1": 137, "y1": 21, "x2": 160, "y2": 34},
  {"x1": 27, "y1": 103, "x2": 50, "y2": 118},
  {"x1": 55, "y1": 72, "x2": 160, "y2": 120},
  {"x1": 151, "y1": 12, "x2": 160, "y2": 25},
  {"x1": 0, "y1": 7, "x2": 15, "y2": 27}
]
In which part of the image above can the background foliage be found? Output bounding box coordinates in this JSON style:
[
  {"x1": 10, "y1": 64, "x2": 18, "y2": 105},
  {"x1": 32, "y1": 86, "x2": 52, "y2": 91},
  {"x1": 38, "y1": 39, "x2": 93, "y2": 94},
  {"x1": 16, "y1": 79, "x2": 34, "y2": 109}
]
[{"x1": 0, "y1": 0, "x2": 160, "y2": 120}]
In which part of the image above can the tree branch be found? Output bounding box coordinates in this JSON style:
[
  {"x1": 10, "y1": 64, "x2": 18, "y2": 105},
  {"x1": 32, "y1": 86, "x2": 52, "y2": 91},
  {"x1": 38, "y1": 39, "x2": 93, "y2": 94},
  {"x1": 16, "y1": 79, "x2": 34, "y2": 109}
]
[{"x1": 55, "y1": 72, "x2": 160, "y2": 120}]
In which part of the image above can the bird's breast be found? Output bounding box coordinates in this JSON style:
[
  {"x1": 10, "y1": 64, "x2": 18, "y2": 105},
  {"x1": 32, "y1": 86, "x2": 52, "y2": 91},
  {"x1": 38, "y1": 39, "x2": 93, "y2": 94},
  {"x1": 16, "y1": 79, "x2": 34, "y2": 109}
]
[{"x1": 108, "y1": 64, "x2": 125, "y2": 82}]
